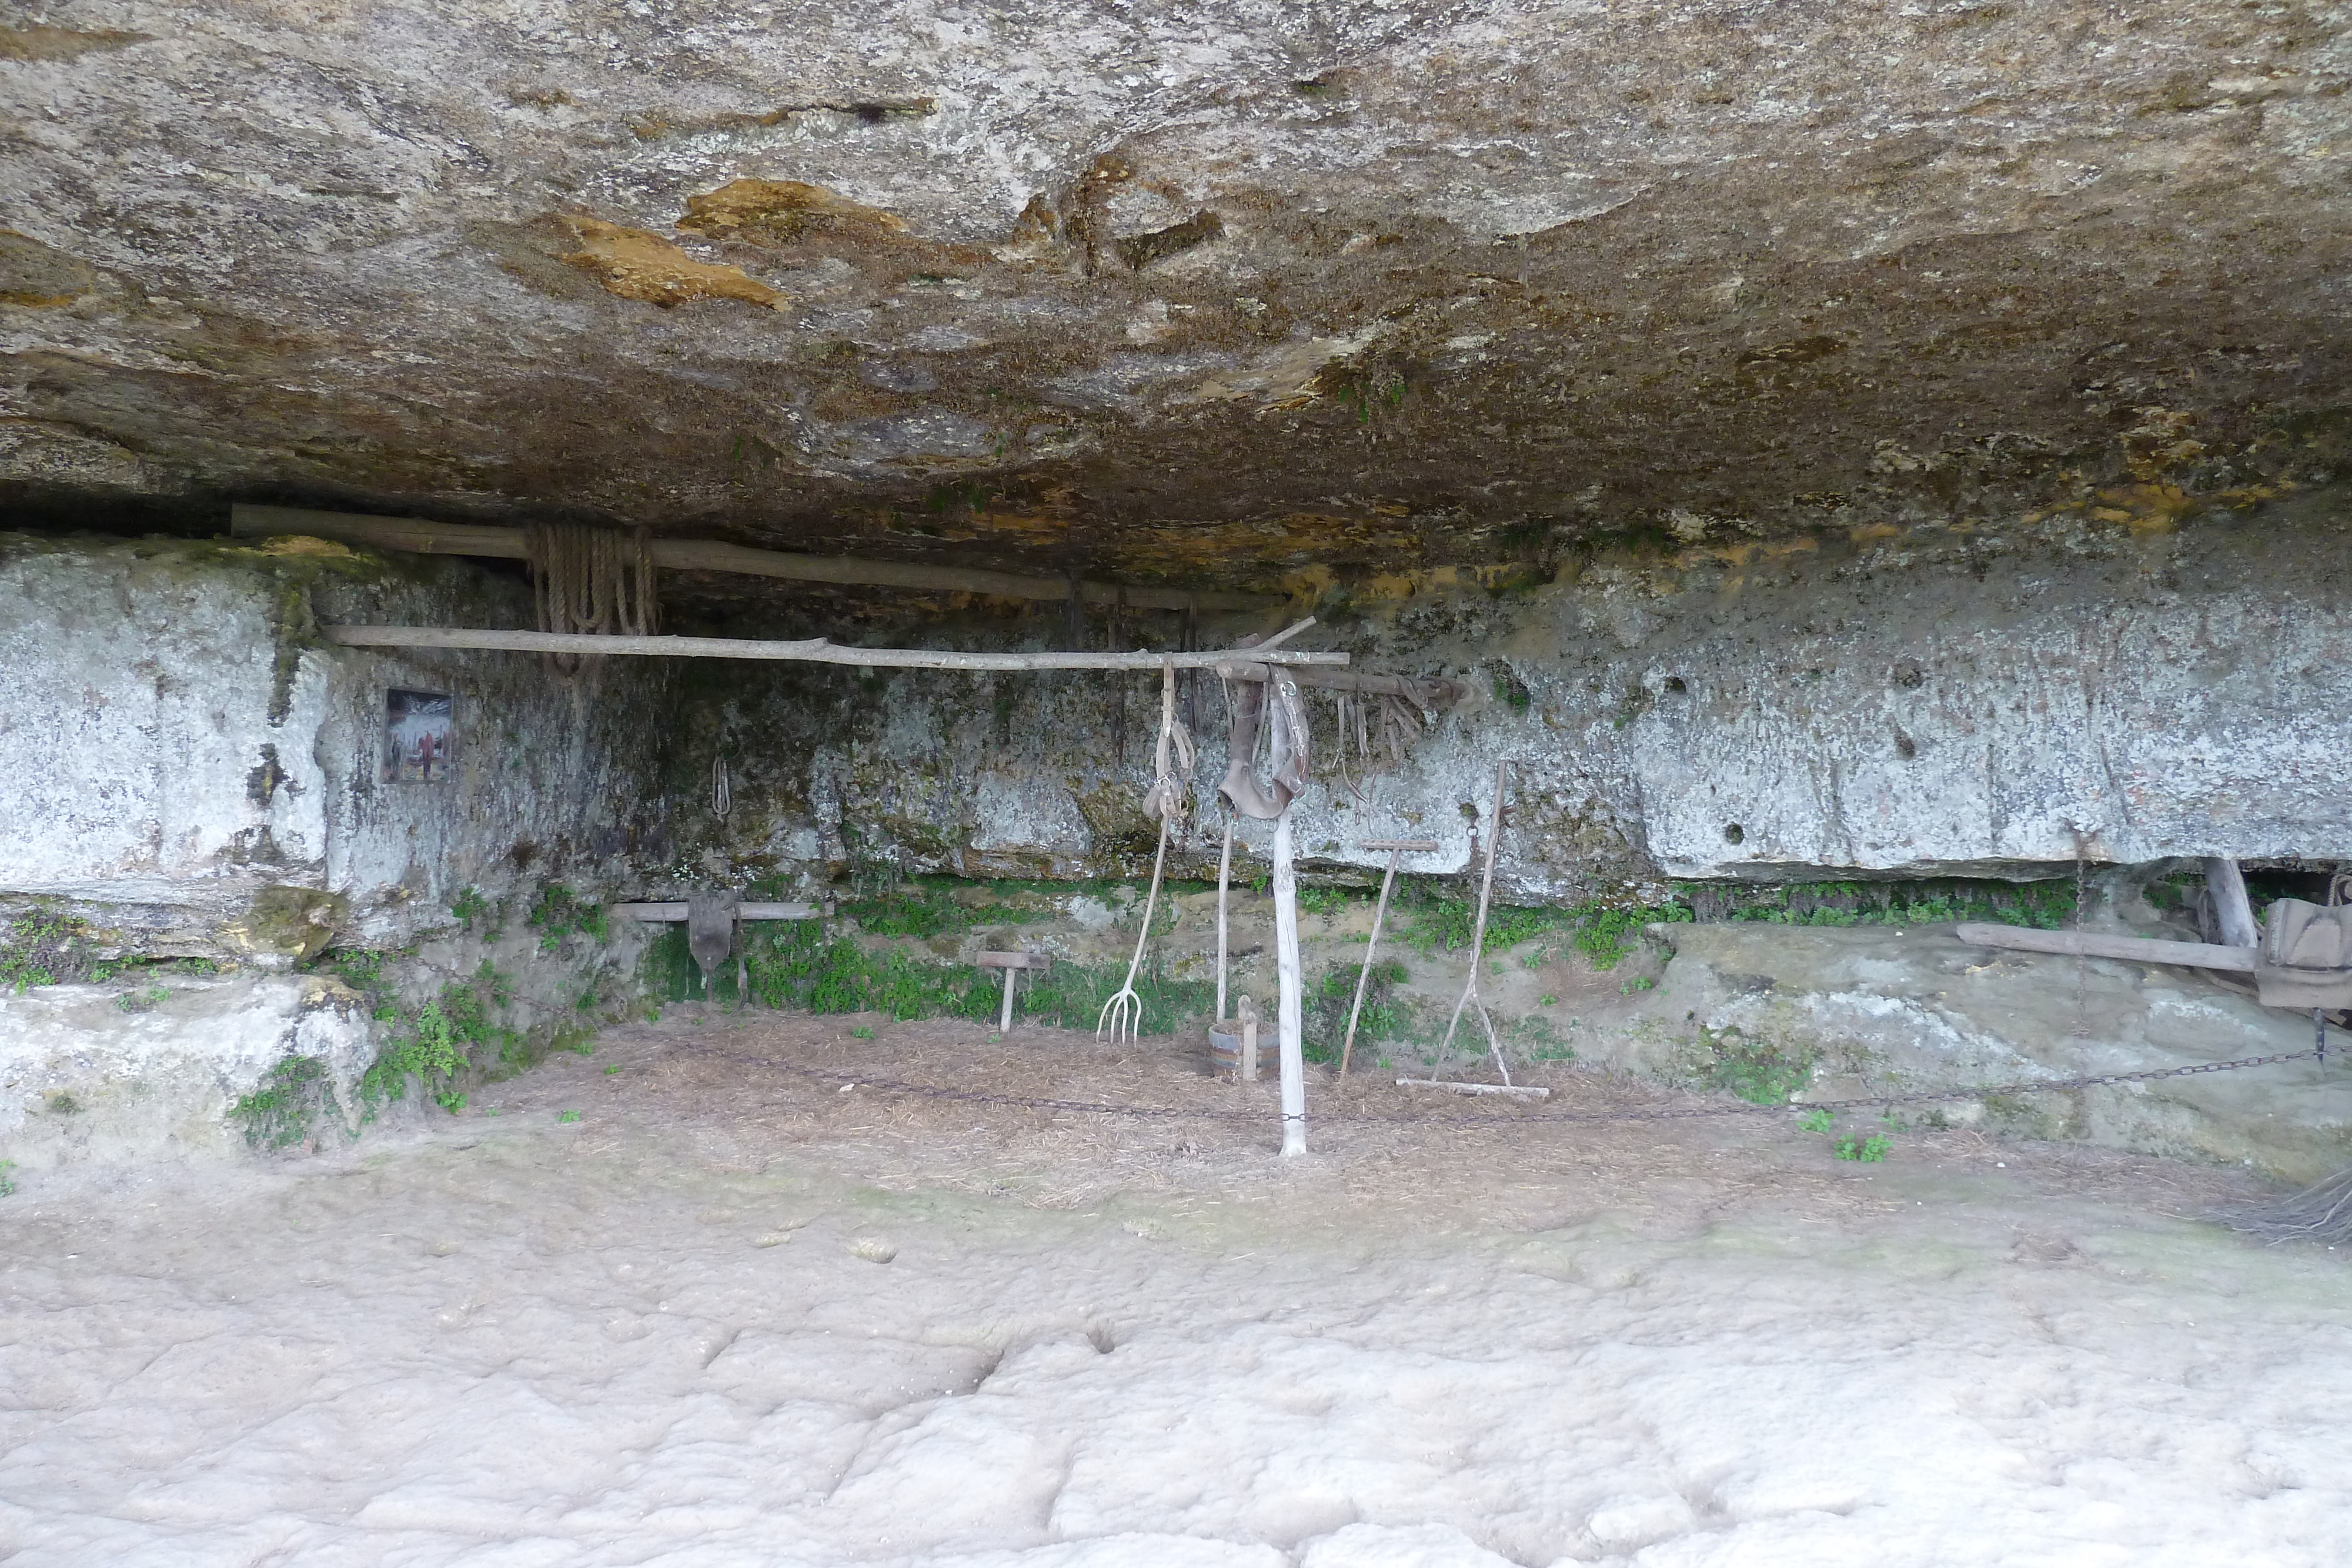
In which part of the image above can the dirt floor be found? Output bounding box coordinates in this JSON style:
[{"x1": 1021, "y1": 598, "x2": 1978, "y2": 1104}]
[{"x1": 5, "y1": 1008, "x2": 2351, "y2": 1566}]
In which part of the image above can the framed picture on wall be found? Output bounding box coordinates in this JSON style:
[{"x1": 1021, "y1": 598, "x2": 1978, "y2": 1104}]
[{"x1": 385, "y1": 689, "x2": 456, "y2": 782}]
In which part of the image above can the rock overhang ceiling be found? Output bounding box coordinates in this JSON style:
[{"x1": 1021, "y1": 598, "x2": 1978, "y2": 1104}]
[{"x1": 2, "y1": 1, "x2": 2348, "y2": 596}]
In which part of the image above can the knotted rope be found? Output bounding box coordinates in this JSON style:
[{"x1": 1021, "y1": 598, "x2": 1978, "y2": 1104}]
[{"x1": 526, "y1": 523, "x2": 660, "y2": 649}]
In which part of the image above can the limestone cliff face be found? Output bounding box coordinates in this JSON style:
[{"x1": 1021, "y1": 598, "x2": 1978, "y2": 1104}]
[
  {"x1": 0, "y1": 534, "x2": 674, "y2": 952},
  {"x1": 2, "y1": 2, "x2": 2346, "y2": 583},
  {"x1": 651, "y1": 489, "x2": 2352, "y2": 899}
]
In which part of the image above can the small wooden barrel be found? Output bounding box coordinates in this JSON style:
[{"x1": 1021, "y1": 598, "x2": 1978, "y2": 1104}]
[{"x1": 1208, "y1": 1019, "x2": 1257, "y2": 1080}]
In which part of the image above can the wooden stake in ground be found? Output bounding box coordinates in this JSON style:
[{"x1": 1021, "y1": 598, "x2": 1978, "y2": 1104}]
[
  {"x1": 980, "y1": 951, "x2": 1050, "y2": 1031},
  {"x1": 1338, "y1": 838, "x2": 1439, "y2": 1078},
  {"x1": 1399, "y1": 763, "x2": 1550, "y2": 1100}
]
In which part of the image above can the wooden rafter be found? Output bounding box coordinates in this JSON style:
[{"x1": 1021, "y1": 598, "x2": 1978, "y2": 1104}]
[{"x1": 232, "y1": 503, "x2": 1281, "y2": 612}]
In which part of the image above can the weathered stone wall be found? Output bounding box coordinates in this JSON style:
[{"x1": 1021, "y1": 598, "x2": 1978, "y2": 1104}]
[
  {"x1": 0, "y1": 972, "x2": 373, "y2": 1171},
  {"x1": 0, "y1": 531, "x2": 678, "y2": 1168},
  {"x1": 0, "y1": 531, "x2": 677, "y2": 953},
  {"x1": 656, "y1": 492, "x2": 2352, "y2": 902}
]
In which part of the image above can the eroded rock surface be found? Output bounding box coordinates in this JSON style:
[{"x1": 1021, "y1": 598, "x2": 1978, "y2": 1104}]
[{"x1": 2, "y1": 2, "x2": 2346, "y2": 581}]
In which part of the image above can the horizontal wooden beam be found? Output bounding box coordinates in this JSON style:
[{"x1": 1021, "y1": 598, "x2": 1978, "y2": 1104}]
[
  {"x1": 1955, "y1": 922, "x2": 2257, "y2": 972},
  {"x1": 320, "y1": 622, "x2": 1348, "y2": 671},
  {"x1": 232, "y1": 503, "x2": 1281, "y2": 612},
  {"x1": 612, "y1": 901, "x2": 816, "y2": 921},
  {"x1": 977, "y1": 951, "x2": 1052, "y2": 970}
]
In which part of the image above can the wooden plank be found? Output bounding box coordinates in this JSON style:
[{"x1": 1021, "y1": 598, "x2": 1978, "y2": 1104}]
[
  {"x1": 1395, "y1": 1079, "x2": 1553, "y2": 1099},
  {"x1": 975, "y1": 951, "x2": 1050, "y2": 969},
  {"x1": 320, "y1": 622, "x2": 1348, "y2": 672},
  {"x1": 1954, "y1": 922, "x2": 2257, "y2": 971},
  {"x1": 1359, "y1": 839, "x2": 1440, "y2": 852},
  {"x1": 2204, "y1": 858, "x2": 2261, "y2": 949},
  {"x1": 612, "y1": 901, "x2": 814, "y2": 921},
  {"x1": 233, "y1": 503, "x2": 1279, "y2": 611}
]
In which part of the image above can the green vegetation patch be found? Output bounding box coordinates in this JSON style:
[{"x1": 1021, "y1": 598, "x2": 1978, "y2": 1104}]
[
  {"x1": 289, "y1": 951, "x2": 549, "y2": 1137},
  {"x1": 1391, "y1": 886, "x2": 1686, "y2": 971},
  {"x1": 1302, "y1": 959, "x2": 1409, "y2": 1064},
  {"x1": 357, "y1": 961, "x2": 524, "y2": 1112},
  {"x1": 1377, "y1": 874, "x2": 2073, "y2": 974},
  {"x1": 1701, "y1": 1028, "x2": 1813, "y2": 1105},
  {"x1": 823, "y1": 875, "x2": 1074, "y2": 940},
  {"x1": 1, "y1": 905, "x2": 93, "y2": 989},
  {"x1": 1673, "y1": 877, "x2": 2074, "y2": 930},
  {"x1": 527, "y1": 883, "x2": 607, "y2": 950},
  {"x1": 643, "y1": 920, "x2": 1215, "y2": 1036},
  {"x1": 2, "y1": 903, "x2": 219, "y2": 991},
  {"x1": 449, "y1": 886, "x2": 495, "y2": 935},
  {"x1": 229, "y1": 1055, "x2": 334, "y2": 1150}
]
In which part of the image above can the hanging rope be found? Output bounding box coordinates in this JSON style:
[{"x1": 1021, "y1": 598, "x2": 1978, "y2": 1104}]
[{"x1": 526, "y1": 523, "x2": 660, "y2": 639}]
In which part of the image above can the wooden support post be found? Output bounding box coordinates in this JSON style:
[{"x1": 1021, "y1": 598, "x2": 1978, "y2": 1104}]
[
  {"x1": 1215, "y1": 815, "x2": 1234, "y2": 1027},
  {"x1": 1000, "y1": 965, "x2": 1018, "y2": 1031},
  {"x1": 2206, "y1": 858, "x2": 2260, "y2": 949},
  {"x1": 1272, "y1": 809, "x2": 1307, "y2": 1156},
  {"x1": 1339, "y1": 838, "x2": 1439, "y2": 1078}
]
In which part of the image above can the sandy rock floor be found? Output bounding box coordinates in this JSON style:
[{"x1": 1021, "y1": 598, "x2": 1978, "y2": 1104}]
[{"x1": 5, "y1": 1008, "x2": 2350, "y2": 1566}]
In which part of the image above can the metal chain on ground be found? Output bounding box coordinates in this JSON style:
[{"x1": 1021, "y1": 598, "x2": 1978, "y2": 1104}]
[{"x1": 669, "y1": 1038, "x2": 2321, "y2": 1129}]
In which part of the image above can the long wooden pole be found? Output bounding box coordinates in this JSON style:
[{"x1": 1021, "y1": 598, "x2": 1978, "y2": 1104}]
[
  {"x1": 322, "y1": 622, "x2": 1346, "y2": 671},
  {"x1": 1338, "y1": 838, "x2": 1439, "y2": 1078},
  {"x1": 1955, "y1": 923, "x2": 2256, "y2": 971},
  {"x1": 233, "y1": 503, "x2": 1279, "y2": 612},
  {"x1": 1339, "y1": 848, "x2": 1400, "y2": 1081},
  {"x1": 1215, "y1": 815, "x2": 1234, "y2": 1024},
  {"x1": 1272, "y1": 808, "x2": 1307, "y2": 1158}
]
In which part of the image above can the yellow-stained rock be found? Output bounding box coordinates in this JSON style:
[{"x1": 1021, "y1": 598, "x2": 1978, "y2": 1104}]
[{"x1": 556, "y1": 216, "x2": 782, "y2": 310}]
